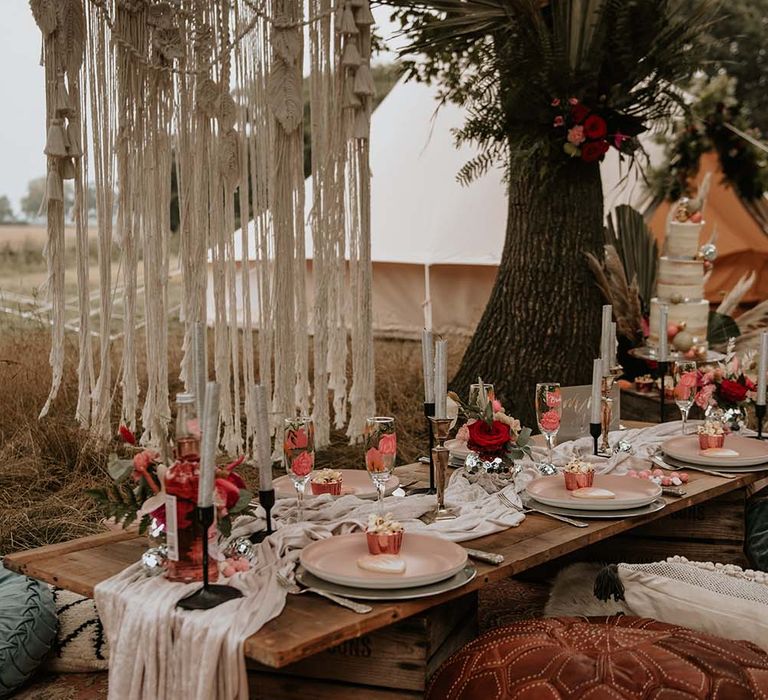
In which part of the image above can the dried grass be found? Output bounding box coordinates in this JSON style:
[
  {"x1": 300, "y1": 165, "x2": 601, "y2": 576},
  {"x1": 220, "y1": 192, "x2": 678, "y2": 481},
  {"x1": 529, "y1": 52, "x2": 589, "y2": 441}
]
[{"x1": 0, "y1": 318, "x2": 466, "y2": 556}]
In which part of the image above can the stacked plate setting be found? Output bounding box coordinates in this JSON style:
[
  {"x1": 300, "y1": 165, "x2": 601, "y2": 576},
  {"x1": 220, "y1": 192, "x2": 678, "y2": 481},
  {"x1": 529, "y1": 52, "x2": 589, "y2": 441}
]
[
  {"x1": 297, "y1": 533, "x2": 476, "y2": 600},
  {"x1": 525, "y1": 474, "x2": 665, "y2": 519},
  {"x1": 660, "y1": 434, "x2": 768, "y2": 473},
  {"x1": 272, "y1": 470, "x2": 400, "y2": 499}
]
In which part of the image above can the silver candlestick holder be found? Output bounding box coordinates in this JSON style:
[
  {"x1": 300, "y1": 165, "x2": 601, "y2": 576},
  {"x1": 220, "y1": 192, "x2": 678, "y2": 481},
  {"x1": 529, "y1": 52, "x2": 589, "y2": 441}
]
[
  {"x1": 599, "y1": 364, "x2": 623, "y2": 456},
  {"x1": 424, "y1": 417, "x2": 456, "y2": 522}
]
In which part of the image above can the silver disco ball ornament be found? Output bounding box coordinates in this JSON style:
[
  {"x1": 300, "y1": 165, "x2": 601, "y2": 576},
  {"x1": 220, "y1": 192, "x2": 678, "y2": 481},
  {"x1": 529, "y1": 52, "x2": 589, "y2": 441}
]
[
  {"x1": 699, "y1": 243, "x2": 717, "y2": 262},
  {"x1": 141, "y1": 545, "x2": 168, "y2": 576},
  {"x1": 537, "y1": 462, "x2": 558, "y2": 476},
  {"x1": 224, "y1": 537, "x2": 258, "y2": 562},
  {"x1": 613, "y1": 439, "x2": 633, "y2": 455}
]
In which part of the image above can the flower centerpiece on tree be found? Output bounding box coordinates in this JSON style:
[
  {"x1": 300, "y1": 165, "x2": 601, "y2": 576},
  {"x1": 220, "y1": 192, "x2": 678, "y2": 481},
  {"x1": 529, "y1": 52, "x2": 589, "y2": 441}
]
[
  {"x1": 448, "y1": 390, "x2": 532, "y2": 463},
  {"x1": 695, "y1": 348, "x2": 756, "y2": 414}
]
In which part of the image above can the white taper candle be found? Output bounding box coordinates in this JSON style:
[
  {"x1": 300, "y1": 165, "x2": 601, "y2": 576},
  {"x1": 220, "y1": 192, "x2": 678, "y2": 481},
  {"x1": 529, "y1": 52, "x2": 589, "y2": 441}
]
[
  {"x1": 758, "y1": 330, "x2": 768, "y2": 405},
  {"x1": 421, "y1": 329, "x2": 435, "y2": 404},
  {"x1": 253, "y1": 384, "x2": 273, "y2": 490},
  {"x1": 198, "y1": 381, "x2": 220, "y2": 508},
  {"x1": 591, "y1": 358, "x2": 602, "y2": 424},
  {"x1": 193, "y1": 322, "x2": 207, "y2": 421},
  {"x1": 434, "y1": 339, "x2": 448, "y2": 418},
  {"x1": 658, "y1": 305, "x2": 669, "y2": 361},
  {"x1": 600, "y1": 305, "x2": 612, "y2": 374}
]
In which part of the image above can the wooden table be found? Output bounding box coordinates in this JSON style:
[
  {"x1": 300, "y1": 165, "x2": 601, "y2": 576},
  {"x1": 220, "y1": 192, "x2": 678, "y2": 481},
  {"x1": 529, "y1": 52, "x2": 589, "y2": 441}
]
[{"x1": 5, "y1": 453, "x2": 767, "y2": 698}]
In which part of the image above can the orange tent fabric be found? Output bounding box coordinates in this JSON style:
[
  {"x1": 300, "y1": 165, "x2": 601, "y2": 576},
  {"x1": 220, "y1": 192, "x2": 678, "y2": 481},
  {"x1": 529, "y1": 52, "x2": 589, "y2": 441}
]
[{"x1": 649, "y1": 152, "x2": 768, "y2": 304}]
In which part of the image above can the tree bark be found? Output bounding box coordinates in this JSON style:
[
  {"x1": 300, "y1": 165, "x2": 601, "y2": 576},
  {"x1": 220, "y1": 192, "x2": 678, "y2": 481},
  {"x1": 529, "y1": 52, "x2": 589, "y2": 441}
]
[{"x1": 452, "y1": 152, "x2": 605, "y2": 428}]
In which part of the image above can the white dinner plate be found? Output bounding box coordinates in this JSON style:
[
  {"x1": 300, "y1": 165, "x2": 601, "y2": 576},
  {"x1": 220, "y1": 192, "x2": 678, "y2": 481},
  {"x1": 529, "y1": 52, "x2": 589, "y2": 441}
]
[
  {"x1": 299, "y1": 532, "x2": 468, "y2": 589},
  {"x1": 661, "y1": 434, "x2": 768, "y2": 468},
  {"x1": 526, "y1": 474, "x2": 661, "y2": 511},
  {"x1": 526, "y1": 498, "x2": 667, "y2": 519},
  {"x1": 273, "y1": 469, "x2": 400, "y2": 500}
]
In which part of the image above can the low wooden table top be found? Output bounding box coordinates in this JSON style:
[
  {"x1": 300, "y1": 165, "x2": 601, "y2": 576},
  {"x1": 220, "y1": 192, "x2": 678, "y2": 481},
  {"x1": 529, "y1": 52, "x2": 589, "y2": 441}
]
[{"x1": 4, "y1": 429, "x2": 766, "y2": 668}]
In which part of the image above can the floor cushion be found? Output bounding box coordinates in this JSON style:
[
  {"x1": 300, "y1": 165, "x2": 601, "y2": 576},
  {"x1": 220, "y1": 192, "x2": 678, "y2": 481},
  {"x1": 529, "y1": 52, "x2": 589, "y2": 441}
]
[
  {"x1": 0, "y1": 563, "x2": 58, "y2": 698},
  {"x1": 44, "y1": 586, "x2": 109, "y2": 672},
  {"x1": 427, "y1": 615, "x2": 768, "y2": 699}
]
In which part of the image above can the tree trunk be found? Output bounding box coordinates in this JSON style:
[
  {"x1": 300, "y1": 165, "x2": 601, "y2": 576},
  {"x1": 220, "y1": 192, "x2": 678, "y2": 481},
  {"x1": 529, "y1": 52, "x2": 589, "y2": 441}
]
[{"x1": 452, "y1": 152, "x2": 605, "y2": 428}]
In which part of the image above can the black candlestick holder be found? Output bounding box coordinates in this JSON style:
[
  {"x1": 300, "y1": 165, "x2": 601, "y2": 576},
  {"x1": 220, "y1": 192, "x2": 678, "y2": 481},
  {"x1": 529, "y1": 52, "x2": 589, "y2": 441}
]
[
  {"x1": 756, "y1": 403, "x2": 766, "y2": 440},
  {"x1": 249, "y1": 488, "x2": 275, "y2": 544},
  {"x1": 177, "y1": 505, "x2": 243, "y2": 610},
  {"x1": 658, "y1": 360, "x2": 669, "y2": 423},
  {"x1": 589, "y1": 422, "x2": 601, "y2": 456}
]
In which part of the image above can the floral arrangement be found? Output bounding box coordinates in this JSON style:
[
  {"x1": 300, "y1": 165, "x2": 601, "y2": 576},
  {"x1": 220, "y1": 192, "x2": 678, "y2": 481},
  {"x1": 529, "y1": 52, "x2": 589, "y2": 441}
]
[
  {"x1": 695, "y1": 355, "x2": 756, "y2": 411},
  {"x1": 551, "y1": 97, "x2": 644, "y2": 163},
  {"x1": 364, "y1": 424, "x2": 397, "y2": 473},
  {"x1": 284, "y1": 421, "x2": 316, "y2": 477},
  {"x1": 448, "y1": 391, "x2": 532, "y2": 461},
  {"x1": 88, "y1": 425, "x2": 254, "y2": 538}
]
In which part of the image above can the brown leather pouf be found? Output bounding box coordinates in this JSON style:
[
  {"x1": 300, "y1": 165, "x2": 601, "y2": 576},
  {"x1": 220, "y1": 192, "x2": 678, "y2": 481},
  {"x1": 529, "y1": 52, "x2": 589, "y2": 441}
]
[{"x1": 427, "y1": 616, "x2": 768, "y2": 699}]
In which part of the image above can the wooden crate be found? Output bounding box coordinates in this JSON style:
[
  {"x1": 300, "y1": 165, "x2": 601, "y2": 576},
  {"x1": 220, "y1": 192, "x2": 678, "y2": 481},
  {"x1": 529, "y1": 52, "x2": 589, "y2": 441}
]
[{"x1": 248, "y1": 593, "x2": 477, "y2": 699}]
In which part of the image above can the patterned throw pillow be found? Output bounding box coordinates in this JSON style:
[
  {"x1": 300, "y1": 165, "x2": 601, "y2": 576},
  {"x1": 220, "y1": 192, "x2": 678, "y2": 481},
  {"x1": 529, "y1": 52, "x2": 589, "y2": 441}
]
[{"x1": 44, "y1": 587, "x2": 109, "y2": 673}]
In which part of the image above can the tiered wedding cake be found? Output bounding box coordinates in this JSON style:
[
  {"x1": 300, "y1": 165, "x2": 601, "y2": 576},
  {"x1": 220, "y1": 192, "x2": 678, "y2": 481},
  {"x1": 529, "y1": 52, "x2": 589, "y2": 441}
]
[{"x1": 648, "y1": 177, "x2": 712, "y2": 356}]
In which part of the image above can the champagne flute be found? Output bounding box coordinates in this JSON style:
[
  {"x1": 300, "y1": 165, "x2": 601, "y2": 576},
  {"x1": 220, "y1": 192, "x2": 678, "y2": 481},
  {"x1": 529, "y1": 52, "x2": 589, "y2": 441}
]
[
  {"x1": 673, "y1": 361, "x2": 698, "y2": 435},
  {"x1": 469, "y1": 382, "x2": 495, "y2": 409},
  {"x1": 535, "y1": 383, "x2": 562, "y2": 466},
  {"x1": 283, "y1": 417, "x2": 314, "y2": 523},
  {"x1": 364, "y1": 417, "x2": 396, "y2": 513}
]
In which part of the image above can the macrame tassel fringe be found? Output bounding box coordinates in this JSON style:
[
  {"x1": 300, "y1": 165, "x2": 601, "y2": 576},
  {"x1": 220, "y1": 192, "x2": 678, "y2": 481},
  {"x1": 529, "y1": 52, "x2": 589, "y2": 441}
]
[
  {"x1": 56, "y1": 74, "x2": 73, "y2": 115},
  {"x1": 593, "y1": 564, "x2": 626, "y2": 602},
  {"x1": 44, "y1": 119, "x2": 69, "y2": 157},
  {"x1": 46, "y1": 170, "x2": 63, "y2": 201},
  {"x1": 341, "y1": 41, "x2": 361, "y2": 67},
  {"x1": 67, "y1": 120, "x2": 83, "y2": 157},
  {"x1": 353, "y1": 108, "x2": 370, "y2": 140},
  {"x1": 353, "y1": 64, "x2": 374, "y2": 96},
  {"x1": 344, "y1": 79, "x2": 361, "y2": 108},
  {"x1": 355, "y1": 0, "x2": 375, "y2": 25},
  {"x1": 340, "y1": 5, "x2": 358, "y2": 34},
  {"x1": 61, "y1": 157, "x2": 76, "y2": 180}
]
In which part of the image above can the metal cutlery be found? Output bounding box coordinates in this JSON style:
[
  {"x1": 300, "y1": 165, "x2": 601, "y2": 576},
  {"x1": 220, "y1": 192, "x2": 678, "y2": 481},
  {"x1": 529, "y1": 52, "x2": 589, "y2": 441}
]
[
  {"x1": 650, "y1": 454, "x2": 738, "y2": 480},
  {"x1": 276, "y1": 572, "x2": 372, "y2": 614},
  {"x1": 499, "y1": 491, "x2": 589, "y2": 528},
  {"x1": 464, "y1": 548, "x2": 504, "y2": 565}
]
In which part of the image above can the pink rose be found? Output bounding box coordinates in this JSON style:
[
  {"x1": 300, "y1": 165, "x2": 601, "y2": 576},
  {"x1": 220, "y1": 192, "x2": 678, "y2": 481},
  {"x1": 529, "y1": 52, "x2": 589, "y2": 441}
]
[
  {"x1": 567, "y1": 125, "x2": 585, "y2": 145},
  {"x1": 568, "y1": 97, "x2": 579, "y2": 105},
  {"x1": 679, "y1": 371, "x2": 697, "y2": 388},
  {"x1": 133, "y1": 449, "x2": 159, "y2": 472},
  {"x1": 456, "y1": 424, "x2": 470, "y2": 442},
  {"x1": 551, "y1": 98, "x2": 561, "y2": 107},
  {"x1": 378, "y1": 433, "x2": 397, "y2": 456},
  {"x1": 539, "y1": 410, "x2": 560, "y2": 432},
  {"x1": 545, "y1": 391, "x2": 561, "y2": 408},
  {"x1": 553, "y1": 115, "x2": 564, "y2": 127},
  {"x1": 366, "y1": 447, "x2": 385, "y2": 472},
  {"x1": 284, "y1": 428, "x2": 309, "y2": 451},
  {"x1": 491, "y1": 399, "x2": 503, "y2": 413},
  {"x1": 290, "y1": 450, "x2": 314, "y2": 477},
  {"x1": 695, "y1": 384, "x2": 715, "y2": 409}
]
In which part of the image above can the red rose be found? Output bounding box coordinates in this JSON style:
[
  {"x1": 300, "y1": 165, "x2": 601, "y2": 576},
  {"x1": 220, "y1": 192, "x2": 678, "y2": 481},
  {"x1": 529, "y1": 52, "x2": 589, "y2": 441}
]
[
  {"x1": 570, "y1": 103, "x2": 590, "y2": 123},
  {"x1": 583, "y1": 114, "x2": 607, "y2": 139},
  {"x1": 119, "y1": 425, "x2": 136, "y2": 445},
  {"x1": 581, "y1": 140, "x2": 609, "y2": 163},
  {"x1": 743, "y1": 376, "x2": 757, "y2": 392},
  {"x1": 467, "y1": 420, "x2": 510, "y2": 456},
  {"x1": 719, "y1": 379, "x2": 748, "y2": 404},
  {"x1": 215, "y1": 477, "x2": 241, "y2": 510}
]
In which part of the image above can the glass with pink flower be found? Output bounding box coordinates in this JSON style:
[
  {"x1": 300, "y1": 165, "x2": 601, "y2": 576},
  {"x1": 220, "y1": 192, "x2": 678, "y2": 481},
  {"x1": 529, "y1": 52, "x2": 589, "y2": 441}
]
[
  {"x1": 673, "y1": 361, "x2": 697, "y2": 435},
  {"x1": 283, "y1": 417, "x2": 315, "y2": 523},
  {"x1": 364, "y1": 417, "x2": 396, "y2": 513},
  {"x1": 535, "y1": 383, "x2": 561, "y2": 466}
]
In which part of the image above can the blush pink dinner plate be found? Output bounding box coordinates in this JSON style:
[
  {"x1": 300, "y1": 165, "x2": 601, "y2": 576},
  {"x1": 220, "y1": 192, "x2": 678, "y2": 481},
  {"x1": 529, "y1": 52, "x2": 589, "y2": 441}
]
[
  {"x1": 273, "y1": 469, "x2": 400, "y2": 500},
  {"x1": 299, "y1": 533, "x2": 468, "y2": 589},
  {"x1": 662, "y1": 434, "x2": 768, "y2": 468},
  {"x1": 526, "y1": 474, "x2": 661, "y2": 511}
]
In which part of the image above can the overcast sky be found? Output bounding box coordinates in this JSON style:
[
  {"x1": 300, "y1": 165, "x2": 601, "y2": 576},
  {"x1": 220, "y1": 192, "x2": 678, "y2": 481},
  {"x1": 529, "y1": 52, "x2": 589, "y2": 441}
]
[{"x1": 0, "y1": 2, "x2": 404, "y2": 214}]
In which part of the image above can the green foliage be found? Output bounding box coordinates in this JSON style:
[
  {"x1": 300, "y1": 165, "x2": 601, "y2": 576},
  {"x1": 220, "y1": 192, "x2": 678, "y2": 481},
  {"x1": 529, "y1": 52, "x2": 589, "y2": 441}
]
[
  {"x1": 604, "y1": 204, "x2": 658, "y2": 312},
  {"x1": 708, "y1": 311, "x2": 741, "y2": 347},
  {"x1": 388, "y1": 0, "x2": 716, "y2": 181},
  {"x1": 86, "y1": 484, "x2": 142, "y2": 529},
  {"x1": 649, "y1": 74, "x2": 768, "y2": 203}
]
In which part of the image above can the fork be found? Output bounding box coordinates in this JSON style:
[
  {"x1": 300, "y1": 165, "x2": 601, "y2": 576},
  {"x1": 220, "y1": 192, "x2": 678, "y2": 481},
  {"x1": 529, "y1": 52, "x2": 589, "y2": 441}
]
[
  {"x1": 276, "y1": 572, "x2": 372, "y2": 614},
  {"x1": 498, "y1": 491, "x2": 589, "y2": 528}
]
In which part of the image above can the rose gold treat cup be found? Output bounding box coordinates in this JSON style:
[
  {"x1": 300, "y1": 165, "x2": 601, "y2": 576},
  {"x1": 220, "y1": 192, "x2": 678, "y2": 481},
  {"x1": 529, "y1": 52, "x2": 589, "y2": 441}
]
[
  {"x1": 564, "y1": 471, "x2": 594, "y2": 491},
  {"x1": 698, "y1": 434, "x2": 724, "y2": 450},
  {"x1": 311, "y1": 480, "x2": 342, "y2": 496},
  {"x1": 635, "y1": 379, "x2": 652, "y2": 393},
  {"x1": 366, "y1": 531, "x2": 403, "y2": 555}
]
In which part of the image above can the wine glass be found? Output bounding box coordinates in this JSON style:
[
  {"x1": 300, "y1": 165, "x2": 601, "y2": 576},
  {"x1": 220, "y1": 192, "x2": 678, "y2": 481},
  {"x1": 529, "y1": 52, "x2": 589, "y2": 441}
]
[
  {"x1": 535, "y1": 383, "x2": 562, "y2": 466},
  {"x1": 673, "y1": 361, "x2": 698, "y2": 435},
  {"x1": 364, "y1": 417, "x2": 396, "y2": 513},
  {"x1": 283, "y1": 416, "x2": 315, "y2": 523}
]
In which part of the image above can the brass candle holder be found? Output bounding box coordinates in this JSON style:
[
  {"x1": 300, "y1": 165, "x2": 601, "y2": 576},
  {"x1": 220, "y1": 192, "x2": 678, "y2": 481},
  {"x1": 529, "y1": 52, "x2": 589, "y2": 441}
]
[
  {"x1": 425, "y1": 417, "x2": 456, "y2": 522},
  {"x1": 599, "y1": 364, "x2": 623, "y2": 456}
]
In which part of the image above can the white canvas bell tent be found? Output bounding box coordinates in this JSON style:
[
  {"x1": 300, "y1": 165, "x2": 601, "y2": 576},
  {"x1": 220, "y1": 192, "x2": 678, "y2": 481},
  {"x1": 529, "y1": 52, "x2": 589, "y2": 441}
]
[{"x1": 208, "y1": 75, "x2": 664, "y2": 337}]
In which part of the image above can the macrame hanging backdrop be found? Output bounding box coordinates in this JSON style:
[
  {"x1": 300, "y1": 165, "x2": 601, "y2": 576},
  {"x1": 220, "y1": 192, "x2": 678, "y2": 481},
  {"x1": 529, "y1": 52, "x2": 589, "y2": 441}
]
[{"x1": 30, "y1": 0, "x2": 376, "y2": 450}]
